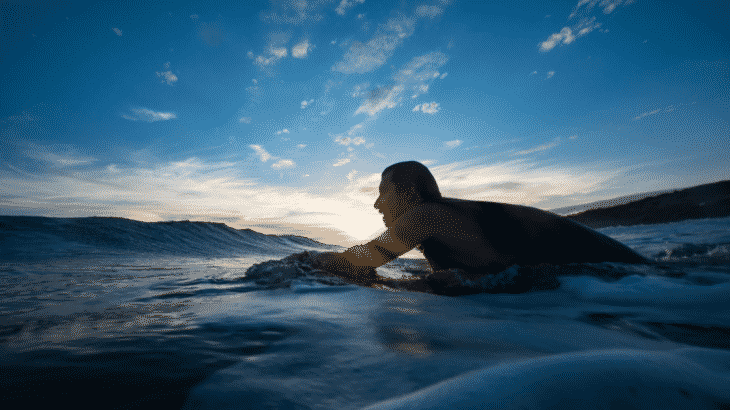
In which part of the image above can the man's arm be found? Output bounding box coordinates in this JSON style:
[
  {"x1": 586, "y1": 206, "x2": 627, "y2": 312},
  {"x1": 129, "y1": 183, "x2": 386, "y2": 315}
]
[{"x1": 313, "y1": 205, "x2": 435, "y2": 276}]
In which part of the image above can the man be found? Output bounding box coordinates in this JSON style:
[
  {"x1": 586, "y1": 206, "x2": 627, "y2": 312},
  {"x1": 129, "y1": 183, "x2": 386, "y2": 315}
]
[{"x1": 313, "y1": 161, "x2": 648, "y2": 282}]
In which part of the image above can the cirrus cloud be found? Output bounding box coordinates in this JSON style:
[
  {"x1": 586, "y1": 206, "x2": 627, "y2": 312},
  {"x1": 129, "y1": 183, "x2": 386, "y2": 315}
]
[{"x1": 122, "y1": 108, "x2": 176, "y2": 122}]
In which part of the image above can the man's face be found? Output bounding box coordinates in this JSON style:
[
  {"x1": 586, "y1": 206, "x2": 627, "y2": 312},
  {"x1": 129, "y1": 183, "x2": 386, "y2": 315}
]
[{"x1": 374, "y1": 174, "x2": 408, "y2": 227}]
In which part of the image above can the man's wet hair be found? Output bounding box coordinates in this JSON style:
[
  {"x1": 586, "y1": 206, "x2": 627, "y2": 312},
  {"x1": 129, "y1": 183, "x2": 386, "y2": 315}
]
[{"x1": 382, "y1": 161, "x2": 442, "y2": 201}]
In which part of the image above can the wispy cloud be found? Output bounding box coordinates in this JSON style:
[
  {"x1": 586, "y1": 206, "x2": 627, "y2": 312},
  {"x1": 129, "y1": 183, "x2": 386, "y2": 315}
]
[
  {"x1": 569, "y1": 0, "x2": 635, "y2": 20},
  {"x1": 337, "y1": 137, "x2": 366, "y2": 146},
  {"x1": 261, "y1": 0, "x2": 325, "y2": 25},
  {"x1": 332, "y1": 122, "x2": 367, "y2": 145},
  {"x1": 444, "y1": 140, "x2": 462, "y2": 148},
  {"x1": 354, "y1": 51, "x2": 448, "y2": 116},
  {"x1": 633, "y1": 102, "x2": 695, "y2": 120},
  {"x1": 412, "y1": 102, "x2": 440, "y2": 114},
  {"x1": 156, "y1": 62, "x2": 178, "y2": 85},
  {"x1": 355, "y1": 85, "x2": 403, "y2": 116},
  {"x1": 24, "y1": 144, "x2": 97, "y2": 168},
  {"x1": 539, "y1": 27, "x2": 576, "y2": 52},
  {"x1": 514, "y1": 137, "x2": 561, "y2": 155},
  {"x1": 112, "y1": 27, "x2": 122, "y2": 36},
  {"x1": 332, "y1": 14, "x2": 416, "y2": 74},
  {"x1": 122, "y1": 108, "x2": 176, "y2": 122},
  {"x1": 251, "y1": 45, "x2": 289, "y2": 70},
  {"x1": 546, "y1": 71, "x2": 555, "y2": 79},
  {"x1": 276, "y1": 129, "x2": 290, "y2": 135},
  {"x1": 428, "y1": 157, "x2": 625, "y2": 208},
  {"x1": 335, "y1": 0, "x2": 365, "y2": 16},
  {"x1": 249, "y1": 145, "x2": 272, "y2": 162},
  {"x1": 333, "y1": 158, "x2": 351, "y2": 167},
  {"x1": 239, "y1": 117, "x2": 252, "y2": 124},
  {"x1": 539, "y1": 16, "x2": 602, "y2": 52},
  {"x1": 292, "y1": 40, "x2": 312, "y2": 58},
  {"x1": 633, "y1": 108, "x2": 661, "y2": 121},
  {"x1": 415, "y1": 5, "x2": 443, "y2": 18},
  {"x1": 272, "y1": 159, "x2": 295, "y2": 169},
  {"x1": 301, "y1": 99, "x2": 315, "y2": 109}
]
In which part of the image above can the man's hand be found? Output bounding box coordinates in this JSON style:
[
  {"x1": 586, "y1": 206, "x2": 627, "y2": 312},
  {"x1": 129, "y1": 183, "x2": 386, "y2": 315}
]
[{"x1": 312, "y1": 252, "x2": 378, "y2": 282}]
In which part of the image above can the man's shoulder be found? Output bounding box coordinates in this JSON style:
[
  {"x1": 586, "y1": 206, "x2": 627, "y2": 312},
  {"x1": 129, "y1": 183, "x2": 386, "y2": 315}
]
[
  {"x1": 422, "y1": 198, "x2": 503, "y2": 213},
  {"x1": 402, "y1": 199, "x2": 497, "y2": 223}
]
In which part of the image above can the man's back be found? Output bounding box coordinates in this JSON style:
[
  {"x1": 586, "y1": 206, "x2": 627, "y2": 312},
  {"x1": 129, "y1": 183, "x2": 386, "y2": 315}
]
[{"x1": 381, "y1": 197, "x2": 648, "y2": 274}]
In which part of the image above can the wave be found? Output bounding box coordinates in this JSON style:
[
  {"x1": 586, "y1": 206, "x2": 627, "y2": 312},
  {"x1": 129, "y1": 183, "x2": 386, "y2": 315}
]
[{"x1": 0, "y1": 216, "x2": 339, "y2": 260}]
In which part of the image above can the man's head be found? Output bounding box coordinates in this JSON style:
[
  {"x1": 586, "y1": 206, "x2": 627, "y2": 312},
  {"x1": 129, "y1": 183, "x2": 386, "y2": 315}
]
[{"x1": 374, "y1": 161, "x2": 442, "y2": 227}]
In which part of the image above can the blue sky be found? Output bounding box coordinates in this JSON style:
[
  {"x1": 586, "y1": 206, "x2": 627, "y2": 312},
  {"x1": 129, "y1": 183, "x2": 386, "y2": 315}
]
[{"x1": 1, "y1": 0, "x2": 728, "y2": 245}]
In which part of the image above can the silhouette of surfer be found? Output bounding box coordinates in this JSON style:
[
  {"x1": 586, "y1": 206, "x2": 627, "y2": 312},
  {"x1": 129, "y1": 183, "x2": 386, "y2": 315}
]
[{"x1": 313, "y1": 161, "x2": 648, "y2": 285}]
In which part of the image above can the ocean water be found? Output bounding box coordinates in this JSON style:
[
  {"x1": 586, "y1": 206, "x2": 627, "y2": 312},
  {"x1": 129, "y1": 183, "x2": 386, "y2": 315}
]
[{"x1": 1, "y1": 216, "x2": 729, "y2": 409}]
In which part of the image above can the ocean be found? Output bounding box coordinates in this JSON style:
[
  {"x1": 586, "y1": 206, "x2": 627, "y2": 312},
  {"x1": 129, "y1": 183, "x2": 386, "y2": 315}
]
[{"x1": 1, "y1": 215, "x2": 729, "y2": 409}]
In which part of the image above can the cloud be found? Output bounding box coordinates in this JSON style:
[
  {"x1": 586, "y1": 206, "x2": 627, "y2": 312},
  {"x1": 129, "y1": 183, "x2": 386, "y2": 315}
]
[
  {"x1": 347, "y1": 170, "x2": 358, "y2": 181},
  {"x1": 413, "y1": 102, "x2": 440, "y2": 114},
  {"x1": 301, "y1": 99, "x2": 315, "y2": 109},
  {"x1": 261, "y1": 0, "x2": 325, "y2": 25},
  {"x1": 332, "y1": 122, "x2": 367, "y2": 144},
  {"x1": 633, "y1": 102, "x2": 693, "y2": 120},
  {"x1": 539, "y1": 17, "x2": 602, "y2": 52},
  {"x1": 190, "y1": 14, "x2": 199, "y2": 20},
  {"x1": 541, "y1": 0, "x2": 632, "y2": 53},
  {"x1": 355, "y1": 85, "x2": 404, "y2": 116},
  {"x1": 24, "y1": 145, "x2": 98, "y2": 168},
  {"x1": 421, "y1": 160, "x2": 438, "y2": 165},
  {"x1": 252, "y1": 45, "x2": 290, "y2": 69},
  {"x1": 337, "y1": 137, "x2": 366, "y2": 146},
  {"x1": 112, "y1": 28, "x2": 122, "y2": 36},
  {"x1": 415, "y1": 5, "x2": 443, "y2": 18},
  {"x1": 156, "y1": 70, "x2": 178, "y2": 85},
  {"x1": 569, "y1": 0, "x2": 635, "y2": 20},
  {"x1": 239, "y1": 117, "x2": 252, "y2": 123},
  {"x1": 354, "y1": 51, "x2": 449, "y2": 116},
  {"x1": 440, "y1": 72, "x2": 448, "y2": 79},
  {"x1": 249, "y1": 145, "x2": 272, "y2": 162},
  {"x1": 292, "y1": 40, "x2": 312, "y2": 58},
  {"x1": 123, "y1": 108, "x2": 176, "y2": 122},
  {"x1": 514, "y1": 138, "x2": 561, "y2": 155},
  {"x1": 271, "y1": 47, "x2": 287, "y2": 58},
  {"x1": 276, "y1": 129, "x2": 290, "y2": 135},
  {"x1": 332, "y1": 14, "x2": 416, "y2": 74},
  {"x1": 539, "y1": 27, "x2": 576, "y2": 52},
  {"x1": 546, "y1": 71, "x2": 555, "y2": 79},
  {"x1": 444, "y1": 140, "x2": 462, "y2": 148},
  {"x1": 297, "y1": 144, "x2": 307, "y2": 149},
  {"x1": 272, "y1": 159, "x2": 295, "y2": 169},
  {"x1": 335, "y1": 0, "x2": 365, "y2": 16},
  {"x1": 333, "y1": 158, "x2": 351, "y2": 167},
  {"x1": 634, "y1": 109, "x2": 661, "y2": 120},
  {"x1": 428, "y1": 157, "x2": 626, "y2": 209}
]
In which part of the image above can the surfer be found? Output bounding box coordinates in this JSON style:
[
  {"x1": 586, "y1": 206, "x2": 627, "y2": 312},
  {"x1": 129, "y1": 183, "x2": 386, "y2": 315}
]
[{"x1": 313, "y1": 161, "x2": 648, "y2": 282}]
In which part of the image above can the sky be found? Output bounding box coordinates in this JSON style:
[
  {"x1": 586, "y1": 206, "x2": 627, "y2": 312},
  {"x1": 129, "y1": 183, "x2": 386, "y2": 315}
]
[{"x1": 1, "y1": 0, "x2": 729, "y2": 246}]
